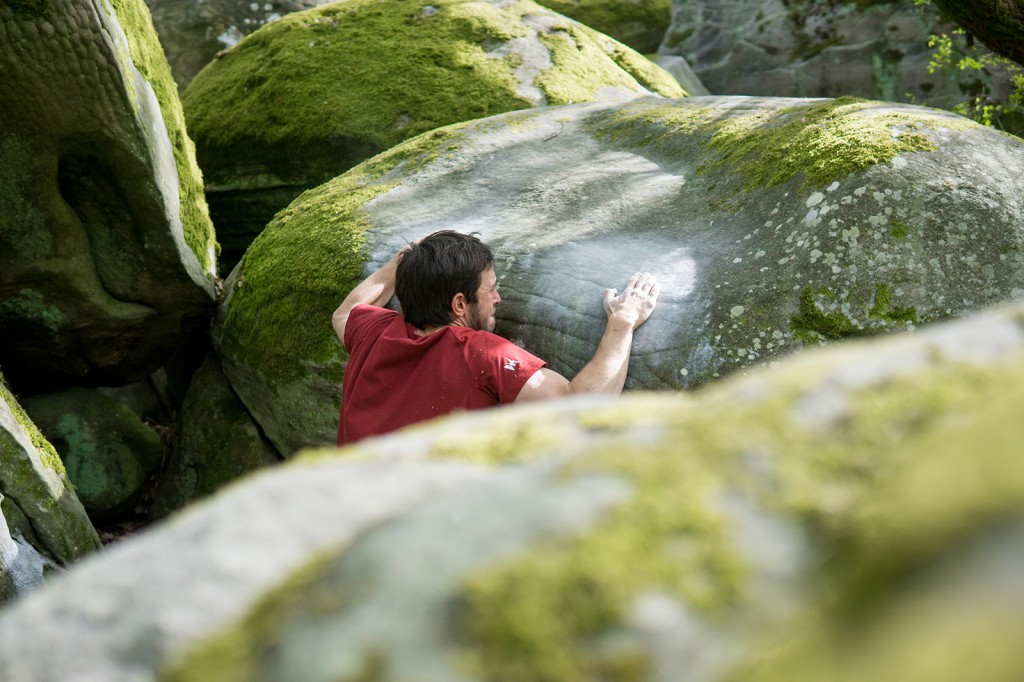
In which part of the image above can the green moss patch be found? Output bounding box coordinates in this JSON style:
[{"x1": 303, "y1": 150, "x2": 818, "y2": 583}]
[
  {"x1": 589, "y1": 97, "x2": 983, "y2": 202},
  {"x1": 869, "y1": 283, "x2": 917, "y2": 324},
  {"x1": 0, "y1": 289, "x2": 67, "y2": 334},
  {"x1": 698, "y1": 97, "x2": 947, "y2": 194},
  {"x1": 0, "y1": 382, "x2": 65, "y2": 476},
  {"x1": 108, "y1": 0, "x2": 217, "y2": 275},
  {"x1": 790, "y1": 287, "x2": 865, "y2": 342}
]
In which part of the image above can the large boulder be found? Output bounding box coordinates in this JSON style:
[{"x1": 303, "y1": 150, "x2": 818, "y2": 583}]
[
  {"x1": 0, "y1": 0, "x2": 217, "y2": 389},
  {"x1": 658, "y1": 0, "x2": 1014, "y2": 110},
  {"x1": 150, "y1": 354, "x2": 280, "y2": 519},
  {"x1": 214, "y1": 95, "x2": 1024, "y2": 454},
  {"x1": 0, "y1": 374, "x2": 101, "y2": 570},
  {"x1": 21, "y1": 389, "x2": 165, "y2": 519},
  {"x1": 181, "y1": 0, "x2": 685, "y2": 267},
  {"x1": 1, "y1": 294, "x2": 1023, "y2": 679}
]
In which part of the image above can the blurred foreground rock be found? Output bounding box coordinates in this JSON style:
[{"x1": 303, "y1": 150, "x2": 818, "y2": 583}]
[{"x1": 0, "y1": 295, "x2": 1022, "y2": 679}]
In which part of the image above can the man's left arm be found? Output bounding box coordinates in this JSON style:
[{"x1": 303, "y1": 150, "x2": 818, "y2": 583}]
[{"x1": 332, "y1": 245, "x2": 410, "y2": 345}]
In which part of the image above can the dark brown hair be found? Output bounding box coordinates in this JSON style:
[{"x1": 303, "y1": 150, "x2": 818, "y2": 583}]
[{"x1": 395, "y1": 230, "x2": 493, "y2": 329}]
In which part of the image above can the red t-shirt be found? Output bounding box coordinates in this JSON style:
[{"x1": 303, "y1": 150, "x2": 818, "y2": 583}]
[{"x1": 338, "y1": 305, "x2": 546, "y2": 445}]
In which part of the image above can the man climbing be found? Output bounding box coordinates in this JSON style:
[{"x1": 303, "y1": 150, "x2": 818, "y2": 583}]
[{"x1": 332, "y1": 230, "x2": 660, "y2": 445}]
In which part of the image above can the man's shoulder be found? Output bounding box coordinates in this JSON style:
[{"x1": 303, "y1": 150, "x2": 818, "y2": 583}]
[{"x1": 351, "y1": 304, "x2": 400, "y2": 321}]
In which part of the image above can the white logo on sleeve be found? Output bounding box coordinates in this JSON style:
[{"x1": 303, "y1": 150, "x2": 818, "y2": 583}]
[{"x1": 504, "y1": 357, "x2": 519, "y2": 371}]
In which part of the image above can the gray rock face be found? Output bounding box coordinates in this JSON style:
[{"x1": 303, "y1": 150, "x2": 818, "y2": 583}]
[
  {"x1": 215, "y1": 95, "x2": 1024, "y2": 454},
  {"x1": 146, "y1": 0, "x2": 333, "y2": 89},
  {"x1": 2, "y1": 295, "x2": 1023, "y2": 680},
  {"x1": 0, "y1": 377, "x2": 101, "y2": 568},
  {"x1": 0, "y1": 0, "x2": 216, "y2": 388},
  {"x1": 659, "y1": 0, "x2": 1011, "y2": 109},
  {"x1": 22, "y1": 389, "x2": 165, "y2": 519}
]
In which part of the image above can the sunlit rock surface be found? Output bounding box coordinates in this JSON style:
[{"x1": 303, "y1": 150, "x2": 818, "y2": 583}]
[
  {"x1": 0, "y1": 0, "x2": 216, "y2": 388},
  {"x1": 1, "y1": 296, "x2": 1022, "y2": 680},
  {"x1": 181, "y1": 0, "x2": 685, "y2": 267},
  {"x1": 215, "y1": 95, "x2": 1024, "y2": 454}
]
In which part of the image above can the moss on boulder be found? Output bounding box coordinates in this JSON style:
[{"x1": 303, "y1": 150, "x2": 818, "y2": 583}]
[{"x1": 181, "y1": 0, "x2": 684, "y2": 266}]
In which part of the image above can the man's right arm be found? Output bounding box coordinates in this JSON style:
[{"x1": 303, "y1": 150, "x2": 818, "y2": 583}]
[{"x1": 515, "y1": 272, "x2": 659, "y2": 401}]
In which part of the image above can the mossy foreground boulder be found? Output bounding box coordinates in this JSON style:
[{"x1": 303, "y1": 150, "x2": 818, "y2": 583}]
[
  {"x1": 2, "y1": 296, "x2": 1024, "y2": 679},
  {"x1": 181, "y1": 0, "x2": 685, "y2": 266},
  {"x1": 0, "y1": 0, "x2": 216, "y2": 387},
  {"x1": 0, "y1": 376, "x2": 101, "y2": 576},
  {"x1": 214, "y1": 95, "x2": 1024, "y2": 454}
]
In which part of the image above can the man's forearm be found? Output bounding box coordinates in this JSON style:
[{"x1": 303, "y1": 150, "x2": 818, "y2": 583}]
[
  {"x1": 567, "y1": 314, "x2": 636, "y2": 395},
  {"x1": 332, "y1": 250, "x2": 405, "y2": 343}
]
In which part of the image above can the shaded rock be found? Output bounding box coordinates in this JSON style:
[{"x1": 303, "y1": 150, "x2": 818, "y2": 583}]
[
  {"x1": 538, "y1": 0, "x2": 671, "y2": 53},
  {"x1": 151, "y1": 354, "x2": 280, "y2": 519},
  {"x1": 181, "y1": 0, "x2": 685, "y2": 268},
  {"x1": 146, "y1": 0, "x2": 334, "y2": 89},
  {"x1": 214, "y1": 95, "x2": 1024, "y2": 454},
  {"x1": 658, "y1": 0, "x2": 1015, "y2": 110},
  {"x1": 3, "y1": 295, "x2": 1024, "y2": 680},
  {"x1": 0, "y1": 0, "x2": 217, "y2": 389},
  {"x1": 21, "y1": 389, "x2": 165, "y2": 519},
  {"x1": 0, "y1": 375, "x2": 101, "y2": 566}
]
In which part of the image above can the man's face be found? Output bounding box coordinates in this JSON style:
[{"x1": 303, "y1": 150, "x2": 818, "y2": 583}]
[{"x1": 467, "y1": 266, "x2": 501, "y2": 332}]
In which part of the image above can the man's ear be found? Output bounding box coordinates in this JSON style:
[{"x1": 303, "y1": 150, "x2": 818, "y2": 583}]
[{"x1": 450, "y1": 292, "x2": 467, "y2": 322}]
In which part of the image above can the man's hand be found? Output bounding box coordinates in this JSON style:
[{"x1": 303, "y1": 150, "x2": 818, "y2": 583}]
[
  {"x1": 603, "y1": 272, "x2": 660, "y2": 330},
  {"x1": 516, "y1": 271, "x2": 661, "y2": 402}
]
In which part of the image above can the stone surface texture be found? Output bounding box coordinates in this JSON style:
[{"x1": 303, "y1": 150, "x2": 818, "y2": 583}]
[
  {"x1": 0, "y1": 0, "x2": 216, "y2": 388},
  {"x1": 214, "y1": 95, "x2": 1024, "y2": 454}
]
